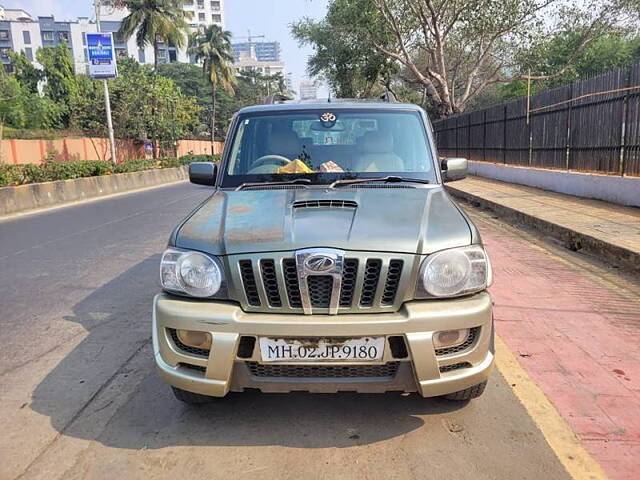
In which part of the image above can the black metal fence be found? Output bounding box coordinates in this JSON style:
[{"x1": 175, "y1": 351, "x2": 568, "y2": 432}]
[{"x1": 433, "y1": 62, "x2": 640, "y2": 176}]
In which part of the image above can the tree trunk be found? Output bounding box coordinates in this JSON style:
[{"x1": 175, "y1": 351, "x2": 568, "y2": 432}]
[
  {"x1": 152, "y1": 39, "x2": 159, "y2": 159},
  {"x1": 211, "y1": 84, "x2": 217, "y2": 154},
  {"x1": 0, "y1": 121, "x2": 4, "y2": 166},
  {"x1": 153, "y1": 39, "x2": 159, "y2": 71}
]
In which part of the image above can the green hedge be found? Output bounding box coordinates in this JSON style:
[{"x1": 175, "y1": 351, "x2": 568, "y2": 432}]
[{"x1": 0, "y1": 154, "x2": 219, "y2": 188}]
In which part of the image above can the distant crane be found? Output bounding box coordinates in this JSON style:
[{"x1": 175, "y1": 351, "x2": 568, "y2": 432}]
[{"x1": 233, "y1": 30, "x2": 265, "y2": 43}]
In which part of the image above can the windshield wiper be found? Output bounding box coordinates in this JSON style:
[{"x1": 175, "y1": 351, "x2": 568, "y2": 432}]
[
  {"x1": 235, "y1": 178, "x2": 312, "y2": 191},
  {"x1": 330, "y1": 176, "x2": 431, "y2": 188}
]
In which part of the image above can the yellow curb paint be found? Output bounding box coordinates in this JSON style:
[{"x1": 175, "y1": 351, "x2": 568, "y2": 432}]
[{"x1": 494, "y1": 335, "x2": 608, "y2": 480}]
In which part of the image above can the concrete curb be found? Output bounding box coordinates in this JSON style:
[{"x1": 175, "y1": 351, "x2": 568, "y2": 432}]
[
  {"x1": 448, "y1": 185, "x2": 640, "y2": 273},
  {"x1": 466, "y1": 161, "x2": 640, "y2": 207},
  {"x1": 0, "y1": 166, "x2": 188, "y2": 216}
]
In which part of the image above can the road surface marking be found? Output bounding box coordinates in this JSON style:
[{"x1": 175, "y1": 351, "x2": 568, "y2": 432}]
[{"x1": 495, "y1": 334, "x2": 608, "y2": 480}]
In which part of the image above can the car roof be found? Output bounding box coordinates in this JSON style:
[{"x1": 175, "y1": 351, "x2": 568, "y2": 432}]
[{"x1": 237, "y1": 100, "x2": 425, "y2": 115}]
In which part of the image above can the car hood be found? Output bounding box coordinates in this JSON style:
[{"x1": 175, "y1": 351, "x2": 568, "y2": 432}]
[{"x1": 174, "y1": 186, "x2": 472, "y2": 255}]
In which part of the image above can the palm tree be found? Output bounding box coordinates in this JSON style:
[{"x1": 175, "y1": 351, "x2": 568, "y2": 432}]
[
  {"x1": 118, "y1": 0, "x2": 189, "y2": 70},
  {"x1": 188, "y1": 25, "x2": 236, "y2": 147}
]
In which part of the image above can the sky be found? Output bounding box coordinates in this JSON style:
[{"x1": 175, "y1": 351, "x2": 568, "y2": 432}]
[{"x1": 3, "y1": 0, "x2": 329, "y2": 96}]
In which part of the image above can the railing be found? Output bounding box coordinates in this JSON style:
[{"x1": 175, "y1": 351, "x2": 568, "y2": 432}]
[{"x1": 433, "y1": 62, "x2": 640, "y2": 177}]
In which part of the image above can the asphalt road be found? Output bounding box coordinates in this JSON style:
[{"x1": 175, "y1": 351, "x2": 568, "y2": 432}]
[{"x1": 0, "y1": 182, "x2": 577, "y2": 479}]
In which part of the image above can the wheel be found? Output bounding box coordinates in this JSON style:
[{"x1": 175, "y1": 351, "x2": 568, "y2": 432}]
[
  {"x1": 443, "y1": 381, "x2": 487, "y2": 401},
  {"x1": 171, "y1": 386, "x2": 215, "y2": 404}
]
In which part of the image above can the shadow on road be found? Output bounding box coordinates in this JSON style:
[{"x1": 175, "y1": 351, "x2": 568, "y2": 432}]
[{"x1": 30, "y1": 255, "x2": 467, "y2": 450}]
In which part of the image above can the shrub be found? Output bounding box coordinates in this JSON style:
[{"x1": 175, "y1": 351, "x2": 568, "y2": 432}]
[
  {"x1": 179, "y1": 154, "x2": 219, "y2": 164},
  {"x1": 0, "y1": 156, "x2": 198, "y2": 188}
]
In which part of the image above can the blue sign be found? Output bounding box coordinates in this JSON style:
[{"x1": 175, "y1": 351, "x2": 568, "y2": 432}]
[{"x1": 86, "y1": 32, "x2": 117, "y2": 79}]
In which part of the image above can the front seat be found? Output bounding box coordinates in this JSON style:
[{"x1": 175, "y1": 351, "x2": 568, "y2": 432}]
[
  {"x1": 354, "y1": 131, "x2": 404, "y2": 172},
  {"x1": 267, "y1": 130, "x2": 302, "y2": 159},
  {"x1": 248, "y1": 130, "x2": 303, "y2": 174}
]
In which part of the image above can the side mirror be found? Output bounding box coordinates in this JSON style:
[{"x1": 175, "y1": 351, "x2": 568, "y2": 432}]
[
  {"x1": 189, "y1": 162, "x2": 217, "y2": 186},
  {"x1": 441, "y1": 157, "x2": 468, "y2": 183}
]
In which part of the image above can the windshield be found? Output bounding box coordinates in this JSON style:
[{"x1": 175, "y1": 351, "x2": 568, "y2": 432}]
[{"x1": 222, "y1": 109, "x2": 438, "y2": 188}]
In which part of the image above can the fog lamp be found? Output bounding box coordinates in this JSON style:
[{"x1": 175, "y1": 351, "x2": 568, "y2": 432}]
[
  {"x1": 433, "y1": 329, "x2": 470, "y2": 349},
  {"x1": 176, "y1": 329, "x2": 212, "y2": 350}
]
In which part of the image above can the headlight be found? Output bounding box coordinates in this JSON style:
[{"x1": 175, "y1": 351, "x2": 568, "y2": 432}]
[
  {"x1": 160, "y1": 248, "x2": 224, "y2": 298},
  {"x1": 416, "y1": 245, "x2": 491, "y2": 298}
]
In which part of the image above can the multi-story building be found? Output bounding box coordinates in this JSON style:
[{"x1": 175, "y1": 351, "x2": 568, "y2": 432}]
[
  {"x1": 0, "y1": 1, "x2": 225, "y2": 73},
  {"x1": 233, "y1": 44, "x2": 284, "y2": 77},
  {"x1": 299, "y1": 79, "x2": 321, "y2": 100},
  {"x1": 232, "y1": 41, "x2": 280, "y2": 62}
]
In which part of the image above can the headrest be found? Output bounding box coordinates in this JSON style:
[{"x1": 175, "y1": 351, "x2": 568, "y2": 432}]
[
  {"x1": 358, "y1": 131, "x2": 394, "y2": 154},
  {"x1": 267, "y1": 131, "x2": 301, "y2": 158}
]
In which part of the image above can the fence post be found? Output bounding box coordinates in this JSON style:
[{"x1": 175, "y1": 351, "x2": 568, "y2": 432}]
[
  {"x1": 503, "y1": 104, "x2": 507, "y2": 164},
  {"x1": 528, "y1": 103, "x2": 533, "y2": 166},
  {"x1": 619, "y1": 67, "x2": 632, "y2": 176},
  {"x1": 482, "y1": 110, "x2": 487, "y2": 162},
  {"x1": 566, "y1": 82, "x2": 573, "y2": 171}
]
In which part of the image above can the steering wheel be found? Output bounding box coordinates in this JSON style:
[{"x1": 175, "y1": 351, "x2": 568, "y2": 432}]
[{"x1": 250, "y1": 155, "x2": 291, "y2": 169}]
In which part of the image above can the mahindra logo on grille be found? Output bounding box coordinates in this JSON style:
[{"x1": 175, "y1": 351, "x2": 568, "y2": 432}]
[{"x1": 304, "y1": 254, "x2": 335, "y2": 273}]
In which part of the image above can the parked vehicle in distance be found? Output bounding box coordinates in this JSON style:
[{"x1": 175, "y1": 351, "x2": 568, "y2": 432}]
[{"x1": 154, "y1": 99, "x2": 494, "y2": 403}]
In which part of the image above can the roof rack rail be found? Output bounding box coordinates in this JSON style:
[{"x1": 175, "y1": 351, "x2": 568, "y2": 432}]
[
  {"x1": 379, "y1": 91, "x2": 398, "y2": 103},
  {"x1": 264, "y1": 92, "x2": 295, "y2": 104}
]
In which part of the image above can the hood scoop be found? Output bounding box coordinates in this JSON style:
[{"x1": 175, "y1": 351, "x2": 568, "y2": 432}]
[{"x1": 292, "y1": 200, "x2": 358, "y2": 209}]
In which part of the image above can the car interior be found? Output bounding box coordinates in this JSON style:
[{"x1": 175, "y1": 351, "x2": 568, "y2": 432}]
[{"x1": 227, "y1": 112, "x2": 432, "y2": 175}]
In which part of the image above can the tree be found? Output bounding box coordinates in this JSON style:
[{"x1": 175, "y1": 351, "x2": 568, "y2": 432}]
[
  {"x1": 36, "y1": 45, "x2": 79, "y2": 127},
  {"x1": 188, "y1": 24, "x2": 236, "y2": 144},
  {"x1": 292, "y1": 0, "x2": 397, "y2": 98},
  {"x1": 70, "y1": 59, "x2": 201, "y2": 156},
  {"x1": 118, "y1": 0, "x2": 190, "y2": 70},
  {"x1": 296, "y1": 0, "x2": 640, "y2": 117},
  {"x1": 0, "y1": 74, "x2": 25, "y2": 162},
  {"x1": 6, "y1": 51, "x2": 43, "y2": 94}
]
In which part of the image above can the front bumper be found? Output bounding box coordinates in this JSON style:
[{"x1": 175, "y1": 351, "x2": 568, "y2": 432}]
[{"x1": 152, "y1": 292, "x2": 494, "y2": 398}]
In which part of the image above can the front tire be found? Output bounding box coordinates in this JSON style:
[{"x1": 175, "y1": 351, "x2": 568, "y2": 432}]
[
  {"x1": 443, "y1": 381, "x2": 487, "y2": 401},
  {"x1": 171, "y1": 387, "x2": 216, "y2": 404}
]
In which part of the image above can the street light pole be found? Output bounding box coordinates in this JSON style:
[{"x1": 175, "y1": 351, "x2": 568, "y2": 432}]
[{"x1": 94, "y1": 0, "x2": 117, "y2": 164}]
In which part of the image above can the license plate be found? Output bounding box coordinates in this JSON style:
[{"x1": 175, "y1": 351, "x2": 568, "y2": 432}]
[{"x1": 259, "y1": 337, "x2": 385, "y2": 362}]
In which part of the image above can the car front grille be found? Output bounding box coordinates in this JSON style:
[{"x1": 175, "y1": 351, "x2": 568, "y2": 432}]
[
  {"x1": 439, "y1": 362, "x2": 472, "y2": 373},
  {"x1": 232, "y1": 253, "x2": 413, "y2": 314},
  {"x1": 246, "y1": 362, "x2": 400, "y2": 378}
]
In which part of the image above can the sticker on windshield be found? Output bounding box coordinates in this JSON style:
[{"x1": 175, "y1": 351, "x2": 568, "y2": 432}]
[{"x1": 319, "y1": 112, "x2": 337, "y2": 127}]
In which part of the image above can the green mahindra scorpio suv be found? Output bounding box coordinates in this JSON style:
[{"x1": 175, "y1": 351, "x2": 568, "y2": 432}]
[{"x1": 154, "y1": 100, "x2": 494, "y2": 403}]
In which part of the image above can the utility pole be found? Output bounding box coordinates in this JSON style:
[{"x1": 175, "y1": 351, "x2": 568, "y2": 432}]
[{"x1": 94, "y1": 0, "x2": 117, "y2": 164}]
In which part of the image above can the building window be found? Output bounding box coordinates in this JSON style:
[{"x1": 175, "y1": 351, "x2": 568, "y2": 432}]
[
  {"x1": 58, "y1": 31, "x2": 69, "y2": 43},
  {"x1": 82, "y1": 32, "x2": 87, "y2": 45},
  {"x1": 183, "y1": 0, "x2": 194, "y2": 5},
  {"x1": 83, "y1": 49, "x2": 88, "y2": 62},
  {"x1": 157, "y1": 49, "x2": 168, "y2": 62},
  {"x1": 25, "y1": 47, "x2": 33, "y2": 61},
  {"x1": 169, "y1": 50, "x2": 177, "y2": 62},
  {"x1": 198, "y1": 12, "x2": 205, "y2": 21},
  {"x1": 197, "y1": 0, "x2": 204, "y2": 8},
  {"x1": 212, "y1": 14, "x2": 221, "y2": 22},
  {"x1": 42, "y1": 31, "x2": 54, "y2": 42},
  {"x1": 138, "y1": 48, "x2": 145, "y2": 63},
  {"x1": 0, "y1": 30, "x2": 9, "y2": 40},
  {"x1": 0, "y1": 48, "x2": 10, "y2": 59},
  {"x1": 23, "y1": 31, "x2": 31, "y2": 44},
  {"x1": 210, "y1": 1, "x2": 220, "y2": 10}
]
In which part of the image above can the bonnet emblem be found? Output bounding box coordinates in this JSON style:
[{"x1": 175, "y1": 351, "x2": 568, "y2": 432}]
[{"x1": 304, "y1": 254, "x2": 336, "y2": 273}]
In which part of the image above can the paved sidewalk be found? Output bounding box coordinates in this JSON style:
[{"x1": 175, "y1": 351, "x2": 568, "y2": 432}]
[{"x1": 447, "y1": 176, "x2": 640, "y2": 272}]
